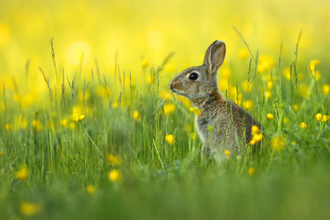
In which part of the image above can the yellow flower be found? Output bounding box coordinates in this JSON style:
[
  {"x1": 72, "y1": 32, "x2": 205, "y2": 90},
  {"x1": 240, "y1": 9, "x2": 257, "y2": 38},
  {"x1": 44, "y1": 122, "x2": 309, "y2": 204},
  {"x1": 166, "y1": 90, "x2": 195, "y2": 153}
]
[
  {"x1": 242, "y1": 80, "x2": 252, "y2": 93},
  {"x1": 312, "y1": 71, "x2": 321, "y2": 81},
  {"x1": 249, "y1": 139, "x2": 256, "y2": 145},
  {"x1": 16, "y1": 167, "x2": 28, "y2": 181},
  {"x1": 291, "y1": 141, "x2": 295, "y2": 145},
  {"x1": 146, "y1": 75, "x2": 152, "y2": 84},
  {"x1": 265, "y1": 91, "x2": 272, "y2": 99},
  {"x1": 109, "y1": 169, "x2": 121, "y2": 182},
  {"x1": 293, "y1": 104, "x2": 299, "y2": 111},
  {"x1": 238, "y1": 48, "x2": 249, "y2": 59},
  {"x1": 283, "y1": 67, "x2": 291, "y2": 80},
  {"x1": 309, "y1": 60, "x2": 320, "y2": 80},
  {"x1": 257, "y1": 55, "x2": 275, "y2": 74},
  {"x1": 315, "y1": 113, "x2": 323, "y2": 121},
  {"x1": 160, "y1": 91, "x2": 173, "y2": 101},
  {"x1": 20, "y1": 202, "x2": 41, "y2": 216},
  {"x1": 300, "y1": 122, "x2": 307, "y2": 129},
  {"x1": 5, "y1": 124, "x2": 12, "y2": 130},
  {"x1": 178, "y1": 96, "x2": 191, "y2": 107},
  {"x1": 73, "y1": 114, "x2": 85, "y2": 122},
  {"x1": 243, "y1": 100, "x2": 253, "y2": 110},
  {"x1": 112, "y1": 102, "x2": 118, "y2": 108},
  {"x1": 224, "y1": 150, "x2": 231, "y2": 156},
  {"x1": 165, "y1": 134, "x2": 174, "y2": 144},
  {"x1": 189, "y1": 107, "x2": 201, "y2": 116},
  {"x1": 221, "y1": 67, "x2": 232, "y2": 78},
  {"x1": 271, "y1": 135, "x2": 286, "y2": 151},
  {"x1": 141, "y1": 59, "x2": 149, "y2": 68},
  {"x1": 32, "y1": 120, "x2": 41, "y2": 131},
  {"x1": 72, "y1": 106, "x2": 86, "y2": 122},
  {"x1": 107, "y1": 154, "x2": 121, "y2": 165},
  {"x1": 248, "y1": 168, "x2": 255, "y2": 176},
  {"x1": 163, "y1": 103, "x2": 176, "y2": 116},
  {"x1": 60, "y1": 119, "x2": 68, "y2": 127},
  {"x1": 253, "y1": 133, "x2": 263, "y2": 142},
  {"x1": 16, "y1": 115, "x2": 27, "y2": 129},
  {"x1": 0, "y1": 23, "x2": 10, "y2": 45},
  {"x1": 283, "y1": 118, "x2": 288, "y2": 124},
  {"x1": 322, "y1": 115, "x2": 329, "y2": 122},
  {"x1": 266, "y1": 81, "x2": 274, "y2": 90},
  {"x1": 321, "y1": 84, "x2": 330, "y2": 95},
  {"x1": 86, "y1": 185, "x2": 96, "y2": 194},
  {"x1": 266, "y1": 113, "x2": 274, "y2": 120},
  {"x1": 251, "y1": 125, "x2": 260, "y2": 135},
  {"x1": 70, "y1": 122, "x2": 75, "y2": 129},
  {"x1": 164, "y1": 63, "x2": 175, "y2": 72},
  {"x1": 132, "y1": 110, "x2": 141, "y2": 121},
  {"x1": 310, "y1": 60, "x2": 320, "y2": 65},
  {"x1": 218, "y1": 79, "x2": 229, "y2": 92},
  {"x1": 0, "y1": 151, "x2": 2, "y2": 156}
]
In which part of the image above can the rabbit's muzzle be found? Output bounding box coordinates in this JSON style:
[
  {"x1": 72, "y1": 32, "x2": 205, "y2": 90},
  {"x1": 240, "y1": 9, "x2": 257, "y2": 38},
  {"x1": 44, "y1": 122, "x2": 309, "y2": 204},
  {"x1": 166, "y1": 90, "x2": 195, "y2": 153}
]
[{"x1": 170, "y1": 81, "x2": 183, "y2": 93}]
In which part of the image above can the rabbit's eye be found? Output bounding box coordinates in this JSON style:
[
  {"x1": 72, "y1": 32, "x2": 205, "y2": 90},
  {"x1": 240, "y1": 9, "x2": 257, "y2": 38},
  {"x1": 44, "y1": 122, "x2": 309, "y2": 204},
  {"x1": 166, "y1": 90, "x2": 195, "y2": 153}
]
[{"x1": 188, "y1": 72, "x2": 198, "y2": 81}]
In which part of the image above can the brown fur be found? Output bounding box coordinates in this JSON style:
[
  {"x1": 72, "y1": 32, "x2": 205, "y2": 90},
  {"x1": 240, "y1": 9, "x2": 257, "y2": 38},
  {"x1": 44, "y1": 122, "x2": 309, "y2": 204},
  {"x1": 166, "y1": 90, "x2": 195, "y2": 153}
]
[{"x1": 170, "y1": 40, "x2": 262, "y2": 156}]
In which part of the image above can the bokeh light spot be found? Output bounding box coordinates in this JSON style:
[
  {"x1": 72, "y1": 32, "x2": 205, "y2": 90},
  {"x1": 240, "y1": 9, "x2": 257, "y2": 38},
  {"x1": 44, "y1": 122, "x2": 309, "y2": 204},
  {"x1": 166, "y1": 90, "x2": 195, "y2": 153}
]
[{"x1": 66, "y1": 40, "x2": 92, "y2": 66}]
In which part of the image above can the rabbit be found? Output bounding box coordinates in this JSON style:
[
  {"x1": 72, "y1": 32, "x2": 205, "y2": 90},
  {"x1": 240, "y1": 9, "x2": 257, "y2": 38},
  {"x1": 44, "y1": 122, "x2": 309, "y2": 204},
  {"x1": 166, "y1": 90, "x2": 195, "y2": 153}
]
[{"x1": 170, "y1": 40, "x2": 262, "y2": 157}]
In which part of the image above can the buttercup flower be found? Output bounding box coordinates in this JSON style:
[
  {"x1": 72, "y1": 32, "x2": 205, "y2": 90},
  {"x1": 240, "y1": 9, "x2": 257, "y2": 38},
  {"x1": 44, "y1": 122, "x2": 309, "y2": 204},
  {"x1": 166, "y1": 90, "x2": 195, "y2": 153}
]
[
  {"x1": 267, "y1": 113, "x2": 274, "y2": 120},
  {"x1": 60, "y1": 119, "x2": 68, "y2": 127},
  {"x1": 5, "y1": 124, "x2": 12, "y2": 130},
  {"x1": 300, "y1": 122, "x2": 307, "y2": 129},
  {"x1": 248, "y1": 168, "x2": 255, "y2": 176},
  {"x1": 73, "y1": 114, "x2": 85, "y2": 122},
  {"x1": 251, "y1": 125, "x2": 260, "y2": 135},
  {"x1": 315, "y1": 113, "x2": 322, "y2": 121},
  {"x1": 21, "y1": 202, "x2": 41, "y2": 216},
  {"x1": 109, "y1": 169, "x2": 121, "y2": 182},
  {"x1": 165, "y1": 134, "x2": 174, "y2": 144},
  {"x1": 249, "y1": 139, "x2": 256, "y2": 145},
  {"x1": 86, "y1": 185, "x2": 96, "y2": 194},
  {"x1": 163, "y1": 103, "x2": 175, "y2": 116},
  {"x1": 322, "y1": 115, "x2": 329, "y2": 122},
  {"x1": 141, "y1": 59, "x2": 149, "y2": 68},
  {"x1": 253, "y1": 133, "x2": 263, "y2": 142},
  {"x1": 189, "y1": 107, "x2": 201, "y2": 116},
  {"x1": 132, "y1": 110, "x2": 141, "y2": 121},
  {"x1": 225, "y1": 150, "x2": 231, "y2": 156},
  {"x1": 16, "y1": 167, "x2": 28, "y2": 181},
  {"x1": 107, "y1": 154, "x2": 121, "y2": 165}
]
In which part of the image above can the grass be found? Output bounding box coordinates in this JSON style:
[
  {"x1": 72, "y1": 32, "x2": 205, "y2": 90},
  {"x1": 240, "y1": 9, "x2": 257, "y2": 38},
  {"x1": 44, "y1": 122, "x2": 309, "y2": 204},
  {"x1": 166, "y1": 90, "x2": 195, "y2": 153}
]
[{"x1": 0, "y1": 41, "x2": 330, "y2": 220}]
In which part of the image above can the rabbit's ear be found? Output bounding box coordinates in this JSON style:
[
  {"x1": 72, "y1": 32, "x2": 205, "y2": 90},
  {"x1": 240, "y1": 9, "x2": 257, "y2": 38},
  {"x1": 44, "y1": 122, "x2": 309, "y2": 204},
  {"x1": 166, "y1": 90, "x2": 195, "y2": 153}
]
[{"x1": 203, "y1": 40, "x2": 226, "y2": 75}]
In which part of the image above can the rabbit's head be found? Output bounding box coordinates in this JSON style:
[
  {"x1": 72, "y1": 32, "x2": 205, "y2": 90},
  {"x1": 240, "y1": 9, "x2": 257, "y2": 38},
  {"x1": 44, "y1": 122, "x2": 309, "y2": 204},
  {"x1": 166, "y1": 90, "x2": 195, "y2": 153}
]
[{"x1": 170, "y1": 40, "x2": 226, "y2": 101}]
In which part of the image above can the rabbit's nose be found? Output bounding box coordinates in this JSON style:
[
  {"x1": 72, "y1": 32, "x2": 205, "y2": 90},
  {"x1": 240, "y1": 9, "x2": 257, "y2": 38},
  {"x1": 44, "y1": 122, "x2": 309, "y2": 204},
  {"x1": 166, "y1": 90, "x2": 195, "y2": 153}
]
[{"x1": 170, "y1": 82, "x2": 174, "y2": 91}]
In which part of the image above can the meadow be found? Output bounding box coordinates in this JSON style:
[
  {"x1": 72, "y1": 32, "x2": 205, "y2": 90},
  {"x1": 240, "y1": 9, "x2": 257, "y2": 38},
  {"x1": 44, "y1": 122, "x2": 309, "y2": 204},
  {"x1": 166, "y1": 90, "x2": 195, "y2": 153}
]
[{"x1": 1, "y1": 0, "x2": 330, "y2": 219}]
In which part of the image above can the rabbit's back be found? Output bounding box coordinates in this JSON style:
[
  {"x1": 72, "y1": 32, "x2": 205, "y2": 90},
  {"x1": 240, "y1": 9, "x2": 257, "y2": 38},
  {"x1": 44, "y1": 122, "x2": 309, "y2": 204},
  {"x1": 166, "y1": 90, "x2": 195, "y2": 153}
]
[{"x1": 197, "y1": 98, "x2": 261, "y2": 151}]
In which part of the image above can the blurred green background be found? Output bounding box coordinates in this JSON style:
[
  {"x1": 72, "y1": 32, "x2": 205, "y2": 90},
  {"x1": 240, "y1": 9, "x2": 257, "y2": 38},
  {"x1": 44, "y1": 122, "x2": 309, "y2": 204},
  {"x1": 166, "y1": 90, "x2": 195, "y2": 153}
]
[{"x1": 1, "y1": 0, "x2": 329, "y2": 88}]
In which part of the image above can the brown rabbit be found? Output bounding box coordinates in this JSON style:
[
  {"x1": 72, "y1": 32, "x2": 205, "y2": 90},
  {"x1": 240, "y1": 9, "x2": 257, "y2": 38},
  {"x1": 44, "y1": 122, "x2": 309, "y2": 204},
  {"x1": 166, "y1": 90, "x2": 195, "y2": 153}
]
[{"x1": 170, "y1": 40, "x2": 262, "y2": 156}]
